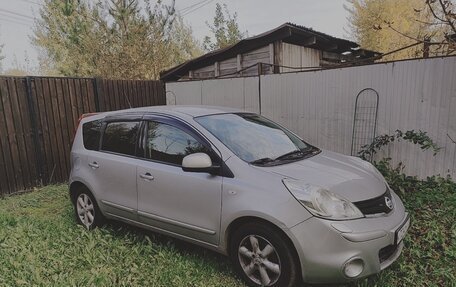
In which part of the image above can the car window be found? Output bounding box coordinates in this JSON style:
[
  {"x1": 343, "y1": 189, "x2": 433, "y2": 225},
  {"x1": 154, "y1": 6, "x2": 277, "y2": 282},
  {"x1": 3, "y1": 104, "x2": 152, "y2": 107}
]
[
  {"x1": 82, "y1": 120, "x2": 102, "y2": 150},
  {"x1": 145, "y1": 121, "x2": 209, "y2": 165},
  {"x1": 101, "y1": 121, "x2": 140, "y2": 156}
]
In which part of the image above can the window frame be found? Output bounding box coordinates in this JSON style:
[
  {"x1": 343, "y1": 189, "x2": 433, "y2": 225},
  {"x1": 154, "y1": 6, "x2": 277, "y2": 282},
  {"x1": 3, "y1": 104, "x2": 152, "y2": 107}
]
[
  {"x1": 94, "y1": 113, "x2": 233, "y2": 178},
  {"x1": 82, "y1": 119, "x2": 103, "y2": 151},
  {"x1": 139, "y1": 116, "x2": 218, "y2": 167},
  {"x1": 99, "y1": 114, "x2": 143, "y2": 158}
]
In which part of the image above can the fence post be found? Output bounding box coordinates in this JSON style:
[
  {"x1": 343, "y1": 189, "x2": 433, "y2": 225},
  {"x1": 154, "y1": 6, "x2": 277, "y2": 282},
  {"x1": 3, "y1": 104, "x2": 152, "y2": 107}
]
[
  {"x1": 25, "y1": 77, "x2": 44, "y2": 185},
  {"x1": 92, "y1": 77, "x2": 102, "y2": 112},
  {"x1": 257, "y1": 63, "x2": 262, "y2": 114}
]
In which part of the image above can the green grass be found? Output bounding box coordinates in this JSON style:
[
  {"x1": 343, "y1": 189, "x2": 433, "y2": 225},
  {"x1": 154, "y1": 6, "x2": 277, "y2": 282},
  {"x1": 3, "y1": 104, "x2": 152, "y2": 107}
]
[{"x1": 0, "y1": 182, "x2": 454, "y2": 287}]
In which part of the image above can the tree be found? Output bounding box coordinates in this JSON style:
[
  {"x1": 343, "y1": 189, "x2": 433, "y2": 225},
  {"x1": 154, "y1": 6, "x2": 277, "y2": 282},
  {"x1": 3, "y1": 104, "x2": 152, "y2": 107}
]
[
  {"x1": 203, "y1": 3, "x2": 246, "y2": 52},
  {"x1": 33, "y1": 0, "x2": 202, "y2": 79},
  {"x1": 346, "y1": 0, "x2": 455, "y2": 60}
]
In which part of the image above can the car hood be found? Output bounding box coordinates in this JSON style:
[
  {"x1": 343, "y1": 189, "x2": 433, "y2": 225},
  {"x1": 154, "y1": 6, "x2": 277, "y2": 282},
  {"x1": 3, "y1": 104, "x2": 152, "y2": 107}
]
[{"x1": 256, "y1": 150, "x2": 386, "y2": 202}]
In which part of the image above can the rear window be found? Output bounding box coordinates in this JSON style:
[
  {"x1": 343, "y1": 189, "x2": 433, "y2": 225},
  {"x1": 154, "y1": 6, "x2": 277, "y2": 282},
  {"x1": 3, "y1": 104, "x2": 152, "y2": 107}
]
[
  {"x1": 101, "y1": 121, "x2": 140, "y2": 156},
  {"x1": 82, "y1": 120, "x2": 102, "y2": 150}
]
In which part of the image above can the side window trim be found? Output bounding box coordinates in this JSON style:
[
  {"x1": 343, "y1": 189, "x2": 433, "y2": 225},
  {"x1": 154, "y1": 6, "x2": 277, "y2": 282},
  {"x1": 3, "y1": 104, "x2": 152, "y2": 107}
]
[{"x1": 140, "y1": 120, "x2": 213, "y2": 167}]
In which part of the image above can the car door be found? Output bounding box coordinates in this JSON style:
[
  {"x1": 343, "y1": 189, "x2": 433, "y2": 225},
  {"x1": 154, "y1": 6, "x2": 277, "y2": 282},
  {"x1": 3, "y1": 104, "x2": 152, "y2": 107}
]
[
  {"x1": 87, "y1": 116, "x2": 141, "y2": 221},
  {"x1": 136, "y1": 116, "x2": 223, "y2": 245}
]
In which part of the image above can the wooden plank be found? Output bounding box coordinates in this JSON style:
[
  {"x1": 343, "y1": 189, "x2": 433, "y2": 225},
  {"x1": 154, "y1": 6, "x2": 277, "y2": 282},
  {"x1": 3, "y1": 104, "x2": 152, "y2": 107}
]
[
  {"x1": 0, "y1": 78, "x2": 16, "y2": 194},
  {"x1": 132, "y1": 80, "x2": 139, "y2": 107},
  {"x1": 55, "y1": 78, "x2": 71, "y2": 177},
  {"x1": 237, "y1": 54, "x2": 242, "y2": 71},
  {"x1": 113, "y1": 80, "x2": 121, "y2": 110},
  {"x1": 134, "y1": 80, "x2": 141, "y2": 107},
  {"x1": 7, "y1": 78, "x2": 32, "y2": 189},
  {"x1": 15, "y1": 78, "x2": 38, "y2": 186},
  {"x1": 80, "y1": 78, "x2": 90, "y2": 113},
  {"x1": 0, "y1": 129, "x2": 9, "y2": 194},
  {"x1": 47, "y1": 78, "x2": 65, "y2": 182},
  {"x1": 105, "y1": 79, "x2": 113, "y2": 111},
  {"x1": 131, "y1": 80, "x2": 139, "y2": 107},
  {"x1": 67, "y1": 79, "x2": 80, "y2": 131},
  {"x1": 62, "y1": 79, "x2": 76, "y2": 143},
  {"x1": 73, "y1": 78, "x2": 84, "y2": 116},
  {"x1": 85, "y1": 79, "x2": 97, "y2": 112},
  {"x1": 148, "y1": 81, "x2": 155, "y2": 106},
  {"x1": 33, "y1": 78, "x2": 51, "y2": 182},
  {"x1": 121, "y1": 80, "x2": 130, "y2": 108},
  {"x1": 0, "y1": 78, "x2": 24, "y2": 191},
  {"x1": 126, "y1": 80, "x2": 133, "y2": 108},
  {"x1": 138, "y1": 81, "x2": 146, "y2": 106},
  {"x1": 94, "y1": 78, "x2": 105, "y2": 112}
]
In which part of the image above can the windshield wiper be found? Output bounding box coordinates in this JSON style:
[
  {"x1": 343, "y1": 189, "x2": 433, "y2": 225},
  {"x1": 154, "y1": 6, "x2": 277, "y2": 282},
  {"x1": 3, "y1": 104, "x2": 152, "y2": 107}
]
[
  {"x1": 250, "y1": 157, "x2": 275, "y2": 165},
  {"x1": 274, "y1": 149, "x2": 304, "y2": 161}
]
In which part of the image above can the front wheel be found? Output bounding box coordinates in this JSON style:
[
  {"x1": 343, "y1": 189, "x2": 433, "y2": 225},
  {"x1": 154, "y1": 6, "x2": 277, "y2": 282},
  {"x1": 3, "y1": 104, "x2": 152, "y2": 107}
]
[
  {"x1": 229, "y1": 222, "x2": 301, "y2": 287},
  {"x1": 73, "y1": 188, "x2": 105, "y2": 230}
]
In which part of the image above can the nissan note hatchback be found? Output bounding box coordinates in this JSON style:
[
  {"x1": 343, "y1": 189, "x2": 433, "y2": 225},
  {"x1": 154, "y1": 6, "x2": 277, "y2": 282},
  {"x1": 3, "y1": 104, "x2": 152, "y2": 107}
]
[{"x1": 69, "y1": 105, "x2": 410, "y2": 287}]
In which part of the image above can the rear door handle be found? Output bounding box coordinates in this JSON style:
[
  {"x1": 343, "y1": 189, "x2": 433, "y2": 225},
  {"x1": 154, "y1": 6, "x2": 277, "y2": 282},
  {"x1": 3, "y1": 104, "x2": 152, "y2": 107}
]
[
  {"x1": 88, "y1": 162, "x2": 99, "y2": 169},
  {"x1": 140, "y1": 172, "x2": 154, "y2": 181}
]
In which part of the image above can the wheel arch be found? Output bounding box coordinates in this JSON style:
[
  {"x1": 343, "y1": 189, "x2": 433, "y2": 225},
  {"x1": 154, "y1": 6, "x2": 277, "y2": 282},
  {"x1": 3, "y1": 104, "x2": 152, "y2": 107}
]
[
  {"x1": 224, "y1": 216, "x2": 300, "y2": 261},
  {"x1": 69, "y1": 180, "x2": 93, "y2": 204}
]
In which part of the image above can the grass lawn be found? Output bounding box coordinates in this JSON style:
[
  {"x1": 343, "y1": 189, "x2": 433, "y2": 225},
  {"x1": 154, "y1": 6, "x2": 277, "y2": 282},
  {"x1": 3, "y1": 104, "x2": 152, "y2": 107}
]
[{"x1": 0, "y1": 180, "x2": 454, "y2": 287}]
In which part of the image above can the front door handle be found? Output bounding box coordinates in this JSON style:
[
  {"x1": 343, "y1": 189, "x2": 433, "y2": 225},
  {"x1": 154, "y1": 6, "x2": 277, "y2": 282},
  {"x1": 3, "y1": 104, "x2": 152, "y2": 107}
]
[
  {"x1": 88, "y1": 162, "x2": 99, "y2": 169},
  {"x1": 140, "y1": 172, "x2": 154, "y2": 181}
]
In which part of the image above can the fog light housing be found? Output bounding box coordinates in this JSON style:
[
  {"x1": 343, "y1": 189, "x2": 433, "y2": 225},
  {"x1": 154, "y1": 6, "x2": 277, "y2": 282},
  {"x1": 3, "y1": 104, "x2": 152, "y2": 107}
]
[{"x1": 343, "y1": 258, "x2": 364, "y2": 278}]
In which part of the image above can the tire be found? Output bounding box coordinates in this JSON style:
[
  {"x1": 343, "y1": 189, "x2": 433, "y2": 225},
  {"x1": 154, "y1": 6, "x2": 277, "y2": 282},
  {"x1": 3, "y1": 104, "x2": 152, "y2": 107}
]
[
  {"x1": 229, "y1": 222, "x2": 301, "y2": 287},
  {"x1": 73, "y1": 187, "x2": 105, "y2": 230}
]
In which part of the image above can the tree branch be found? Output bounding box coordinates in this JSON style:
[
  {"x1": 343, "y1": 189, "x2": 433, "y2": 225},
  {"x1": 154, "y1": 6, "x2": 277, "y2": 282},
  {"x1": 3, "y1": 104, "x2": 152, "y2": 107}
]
[
  {"x1": 438, "y1": 0, "x2": 456, "y2": 33},
  {"x1": 426, "y1": 0, "x2": 448, "y2": 23}
]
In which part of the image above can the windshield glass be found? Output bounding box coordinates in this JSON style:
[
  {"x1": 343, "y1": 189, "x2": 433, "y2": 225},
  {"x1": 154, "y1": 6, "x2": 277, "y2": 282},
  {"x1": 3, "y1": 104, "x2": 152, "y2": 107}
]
[{"x1": 195, "y1": 113, "x2": 312, "y2": 163}]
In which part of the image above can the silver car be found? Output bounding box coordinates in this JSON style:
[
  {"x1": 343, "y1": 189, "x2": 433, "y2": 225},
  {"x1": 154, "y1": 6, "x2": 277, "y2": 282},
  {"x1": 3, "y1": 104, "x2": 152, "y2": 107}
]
[{"x1": 69, "y1": 105, "x2": 410, "y2": 286}]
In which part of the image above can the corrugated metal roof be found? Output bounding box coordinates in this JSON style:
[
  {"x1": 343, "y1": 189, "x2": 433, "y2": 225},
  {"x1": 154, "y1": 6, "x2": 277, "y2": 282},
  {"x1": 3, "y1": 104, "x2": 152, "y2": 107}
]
[{"x1": 161, "y1": 23, "x2": 381, "y2": 81}]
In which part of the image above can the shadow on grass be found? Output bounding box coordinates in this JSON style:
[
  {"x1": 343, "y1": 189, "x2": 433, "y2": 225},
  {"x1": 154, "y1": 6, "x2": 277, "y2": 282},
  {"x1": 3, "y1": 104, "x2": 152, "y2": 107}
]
[{"x1": 102, "y1": 218, "x2": 240, "y2": 276}]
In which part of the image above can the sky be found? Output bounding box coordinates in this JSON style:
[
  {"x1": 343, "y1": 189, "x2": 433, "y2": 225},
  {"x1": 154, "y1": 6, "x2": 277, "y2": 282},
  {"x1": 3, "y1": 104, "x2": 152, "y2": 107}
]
[{"x1": 0, "y1": 0, "x2": 351, "y2": 72}]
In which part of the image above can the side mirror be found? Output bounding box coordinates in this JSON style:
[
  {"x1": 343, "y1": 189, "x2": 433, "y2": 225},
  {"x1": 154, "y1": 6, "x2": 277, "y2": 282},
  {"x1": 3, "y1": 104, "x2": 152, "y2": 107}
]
[{"x1": 182, "y1": 153, "x2": 220, "y2": 174}]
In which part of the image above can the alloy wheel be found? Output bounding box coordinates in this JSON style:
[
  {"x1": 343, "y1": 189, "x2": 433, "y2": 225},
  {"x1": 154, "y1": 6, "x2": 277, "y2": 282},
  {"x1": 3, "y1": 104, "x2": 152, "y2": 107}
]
[
  {"x1": 76, "y1": 193, "x2": 95, "y2": 229},
  {"x1": 238, "y1": 235, "x2": 281, "y2": 286}
]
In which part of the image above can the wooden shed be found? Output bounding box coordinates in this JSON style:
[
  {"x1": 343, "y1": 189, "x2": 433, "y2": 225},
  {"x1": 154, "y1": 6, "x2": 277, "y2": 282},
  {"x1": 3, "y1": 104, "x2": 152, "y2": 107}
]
[{"x1": 161, "y1": 23, "x2": 380, "y2": 81}]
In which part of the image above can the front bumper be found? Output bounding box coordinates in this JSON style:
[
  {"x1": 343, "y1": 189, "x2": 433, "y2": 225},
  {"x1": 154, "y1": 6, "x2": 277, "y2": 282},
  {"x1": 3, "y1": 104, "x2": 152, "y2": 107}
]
[{"x1": 288, "y1": 191, "x2": 409, "y2": 284}]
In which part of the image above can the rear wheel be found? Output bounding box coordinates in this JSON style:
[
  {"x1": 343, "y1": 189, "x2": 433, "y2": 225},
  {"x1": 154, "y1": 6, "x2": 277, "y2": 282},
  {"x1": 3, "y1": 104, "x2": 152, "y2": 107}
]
[
  {"x1": 229, "y1": 222, "x2": 300, "y2": 287},
  {"x1": 73, "y1": 188, "x2": 105, "y2": 230}
]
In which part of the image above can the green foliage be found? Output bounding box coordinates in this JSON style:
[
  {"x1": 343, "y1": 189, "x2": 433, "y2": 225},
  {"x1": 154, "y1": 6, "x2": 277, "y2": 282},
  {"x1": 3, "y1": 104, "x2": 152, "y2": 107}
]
[
  {"x1": 375, "y1": 158, "x2": 454, "y2": 195},
  {"x1": 353, "y1": 169, "x2": 456, "y2": 287},
  {"x1": 33, "y1": 0, "x2": 202, "y2": 79},
  {"x1": 359, "y1": 129, "x2": 441, "y2": 161},
  {"x1": 345, "y1": 0, "x2": 452, "y2": 60},
  {"x1": 203, "y1": 3, "x2": 246, "y2": 52}
]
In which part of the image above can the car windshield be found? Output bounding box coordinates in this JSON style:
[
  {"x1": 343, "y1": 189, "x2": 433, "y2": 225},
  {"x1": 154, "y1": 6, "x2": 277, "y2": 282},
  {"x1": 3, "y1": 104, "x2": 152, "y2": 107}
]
[{"x1": 195, "y1": 113, "x2": 316, "y2": 164}]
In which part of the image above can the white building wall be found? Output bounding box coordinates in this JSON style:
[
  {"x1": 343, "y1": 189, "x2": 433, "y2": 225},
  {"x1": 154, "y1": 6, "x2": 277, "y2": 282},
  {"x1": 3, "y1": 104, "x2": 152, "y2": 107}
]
[{"x1": 166, "y1": 56, "x2": 456, "y2": 179}]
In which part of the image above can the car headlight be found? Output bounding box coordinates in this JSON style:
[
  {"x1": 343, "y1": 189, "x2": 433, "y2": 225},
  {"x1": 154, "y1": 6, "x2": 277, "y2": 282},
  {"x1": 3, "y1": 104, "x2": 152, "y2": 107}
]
[{"x1": 283, "y1": 179, "x2": 364, "y2": 220}]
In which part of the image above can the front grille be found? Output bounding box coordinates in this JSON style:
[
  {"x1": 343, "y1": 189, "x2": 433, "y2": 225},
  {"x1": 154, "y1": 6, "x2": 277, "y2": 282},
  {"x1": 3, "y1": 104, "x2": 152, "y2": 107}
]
[
  {"x1": 354, "y1": 189, "x2": 393, "y2": 215},
  {"x1": 379, "y1": 244, "x2": 398, "y2": 263}
]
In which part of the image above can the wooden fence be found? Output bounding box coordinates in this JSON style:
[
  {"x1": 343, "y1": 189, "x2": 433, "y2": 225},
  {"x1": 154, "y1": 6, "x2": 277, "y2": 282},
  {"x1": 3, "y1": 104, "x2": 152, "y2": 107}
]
[{"x1": 0, "y1": 76, "x2": 165, "y2": 196}]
